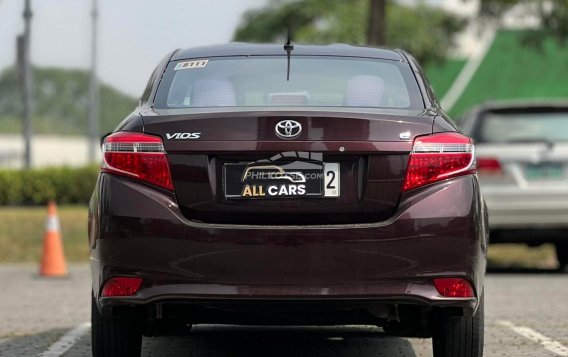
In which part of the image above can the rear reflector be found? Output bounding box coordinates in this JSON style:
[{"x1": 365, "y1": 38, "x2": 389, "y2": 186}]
[
  {"x1": 477, "y1": 157, "x2": 502, "y2": 176},
  {"x1": 403, "y1": 132, "x2": 475, "y2": 192},
  {"x1": 433, "y1": 278, "x2": 475, "y2": 298},
  {"x1": 102, "y1": 132, "x2": 173, "y2": 191},
  {"x1": 101, "y1": 277, "x2": 143, "y2": 297}
]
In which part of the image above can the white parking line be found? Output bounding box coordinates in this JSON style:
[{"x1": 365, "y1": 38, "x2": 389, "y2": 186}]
[
  {"x1": 497, "y1": 320, "x2": 568, "y2": 357},
  {"x1": 36, "y1": 322, "x2": 91, "y2": 357}
]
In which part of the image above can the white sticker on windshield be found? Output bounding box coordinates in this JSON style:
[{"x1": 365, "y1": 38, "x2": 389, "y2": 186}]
[{"x1": 174, "y1": 60, "x2": 209, "y2": 70}]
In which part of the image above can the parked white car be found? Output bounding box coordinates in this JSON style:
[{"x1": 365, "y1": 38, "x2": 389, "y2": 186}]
[{"x1": 462, "y1": 101, "x2": 568, "y2": 268}]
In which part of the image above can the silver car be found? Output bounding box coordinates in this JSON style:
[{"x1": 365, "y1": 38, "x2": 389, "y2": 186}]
[{"x1": 462, "y1": 101, "x2": 568, "y2": 268}]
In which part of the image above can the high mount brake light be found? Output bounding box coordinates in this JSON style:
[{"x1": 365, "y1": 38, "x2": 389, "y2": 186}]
[
  {"x1": 403, "y1": 133, "x2": 476, "y2": 192},
  {"x1": 102, "y1": 132, "x2": 174, "y2": 191}
]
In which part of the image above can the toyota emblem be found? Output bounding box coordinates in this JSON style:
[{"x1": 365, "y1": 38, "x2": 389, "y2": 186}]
[{"x1": 275, "y1": 120, "x2": 302, "y2": 139}]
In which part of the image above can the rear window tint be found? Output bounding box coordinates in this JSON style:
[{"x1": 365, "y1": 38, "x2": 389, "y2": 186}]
[
  {"x1": 476, "y1": 111, "x2": 568, "y2": 143},
  {"x1": 154, "y1": 56, "x2": 423, "y2": 110}
]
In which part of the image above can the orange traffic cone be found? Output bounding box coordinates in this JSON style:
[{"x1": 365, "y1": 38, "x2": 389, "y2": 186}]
[{"x1": 39, "y1": 201, "x2": 68, "y2": 277}]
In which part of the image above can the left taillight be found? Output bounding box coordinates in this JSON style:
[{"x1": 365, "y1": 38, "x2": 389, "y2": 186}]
[
  {"x1": 403, "y1": 132, "x2": 476, "y2": 192},
  {"x1": 102, "y1": 132, "x2": 173, "y2": 191}
]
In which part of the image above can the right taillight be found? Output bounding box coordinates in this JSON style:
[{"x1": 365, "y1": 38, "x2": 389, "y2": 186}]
[
  {"x1": 102, "y1": 132, "x2": 173, "y2": 191},
  {"x1": 403, "y1": 132, "x2": 476, "y2": 192},
  {"x1": 476, "y1": 157, "x2": 502, "y2": 176}
]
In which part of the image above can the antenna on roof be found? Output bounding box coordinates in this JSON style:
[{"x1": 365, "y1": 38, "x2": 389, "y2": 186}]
[{"x1": 284, "y1": 27, "x2": 294, "y2": 81}]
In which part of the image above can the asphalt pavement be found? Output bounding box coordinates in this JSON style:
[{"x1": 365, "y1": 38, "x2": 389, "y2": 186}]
[{"x1": 0, "y1": 264, "x2": 566, "y2": 357}]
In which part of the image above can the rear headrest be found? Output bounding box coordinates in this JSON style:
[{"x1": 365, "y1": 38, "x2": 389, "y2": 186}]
[
  {"x1": 344, "y1": 75, "x2": 385, "y2": 107},
  {"x1": 191, "y1": 79, "x2": 236, "y2": 107}
]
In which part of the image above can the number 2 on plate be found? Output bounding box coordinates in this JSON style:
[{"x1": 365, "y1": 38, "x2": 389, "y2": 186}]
[{"x1": 323, "y1": 163, "x2": 340, "y2": 197}]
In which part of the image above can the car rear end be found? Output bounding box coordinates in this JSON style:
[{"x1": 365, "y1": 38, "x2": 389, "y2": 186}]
[
  {"x1": 89, "y1": 46, "x2": 487, "y2": 357},
  {"x1": 462, "y1": 103, "x2": 568, "y2": 266}
]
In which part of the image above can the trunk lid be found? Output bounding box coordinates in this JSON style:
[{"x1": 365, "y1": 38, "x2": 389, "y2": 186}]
[{"x1": 142, "y1": 109, "x2": 434, "y2": 224}]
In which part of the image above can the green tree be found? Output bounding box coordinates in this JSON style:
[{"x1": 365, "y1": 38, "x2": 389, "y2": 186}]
[
  {"x1": 474, "y1": 0, "x2": 568, "y2": 45},
  {"x1": 0, "y1": 67, "x2": 137, "y2": 135},
  {"x1": 233, "y1": 0, "x2": 465, "y2": 64}
]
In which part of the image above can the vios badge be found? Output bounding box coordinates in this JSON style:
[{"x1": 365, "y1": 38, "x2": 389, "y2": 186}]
[{"x1": 275, "y1": 120, "x2": 302, "y2": 139}]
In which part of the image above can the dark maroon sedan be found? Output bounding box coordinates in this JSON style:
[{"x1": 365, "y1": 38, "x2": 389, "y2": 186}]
[{"x1": 89, "y1": 43, "x2": 487, "y2": 357}]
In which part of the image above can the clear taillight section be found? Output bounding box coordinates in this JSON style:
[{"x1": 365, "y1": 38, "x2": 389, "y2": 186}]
[
  {"x1": 403, "y1": 132, "x2": 476, "y2": 192},
  {"x1": 102, "y1": 132, "x2": 173, "y2": 191}
]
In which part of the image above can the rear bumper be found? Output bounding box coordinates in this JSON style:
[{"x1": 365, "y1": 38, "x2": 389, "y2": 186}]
[
  {"x1": 89, "y1": 174, "x2": 487, "y2": 317},
  {"x1": 481, "y1": 185, "x2": 568, "y2": 230}
]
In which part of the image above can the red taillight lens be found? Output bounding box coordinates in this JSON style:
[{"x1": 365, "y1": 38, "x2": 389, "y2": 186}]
[
  {"x1": 433, "y1": 277, "x2": 475, "y2": 298},
  {"x1": 101, "y1": 277, "x2": 143, "y2": 297},
  {"x1": 102, "y1": 132, "x2": 173, "y2": 191},
  {"x1": 403, "y1": 133, "x2": 475, "y2": 192},
  {"x1": 477, "y1": 157, "x2": 502, "y2": 176}
]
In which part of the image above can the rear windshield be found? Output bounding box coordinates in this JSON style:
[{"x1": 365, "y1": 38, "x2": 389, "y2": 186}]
[
  {"x1": 476, "y1": 111, "x2": 568, "y2": 143},
  {"x1": 153, "y1": 56, "x2": 423, "y2": 110}
]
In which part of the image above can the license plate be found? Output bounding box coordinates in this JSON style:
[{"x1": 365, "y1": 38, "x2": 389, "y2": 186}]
[
  {"x1": 524, "y1": 162, "x2": 564, "y2": 180},
  {"x1": 224, "y1": 161, "x2": 340, "y2": 199}
]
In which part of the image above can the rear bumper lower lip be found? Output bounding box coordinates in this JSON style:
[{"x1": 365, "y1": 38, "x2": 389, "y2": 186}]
[
  {"x1": 98, "y1": 292, "x2": 478, "y2": 316},
  {"x1": 101, "y1": 295, "x2": 477, "y2": 305}
]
